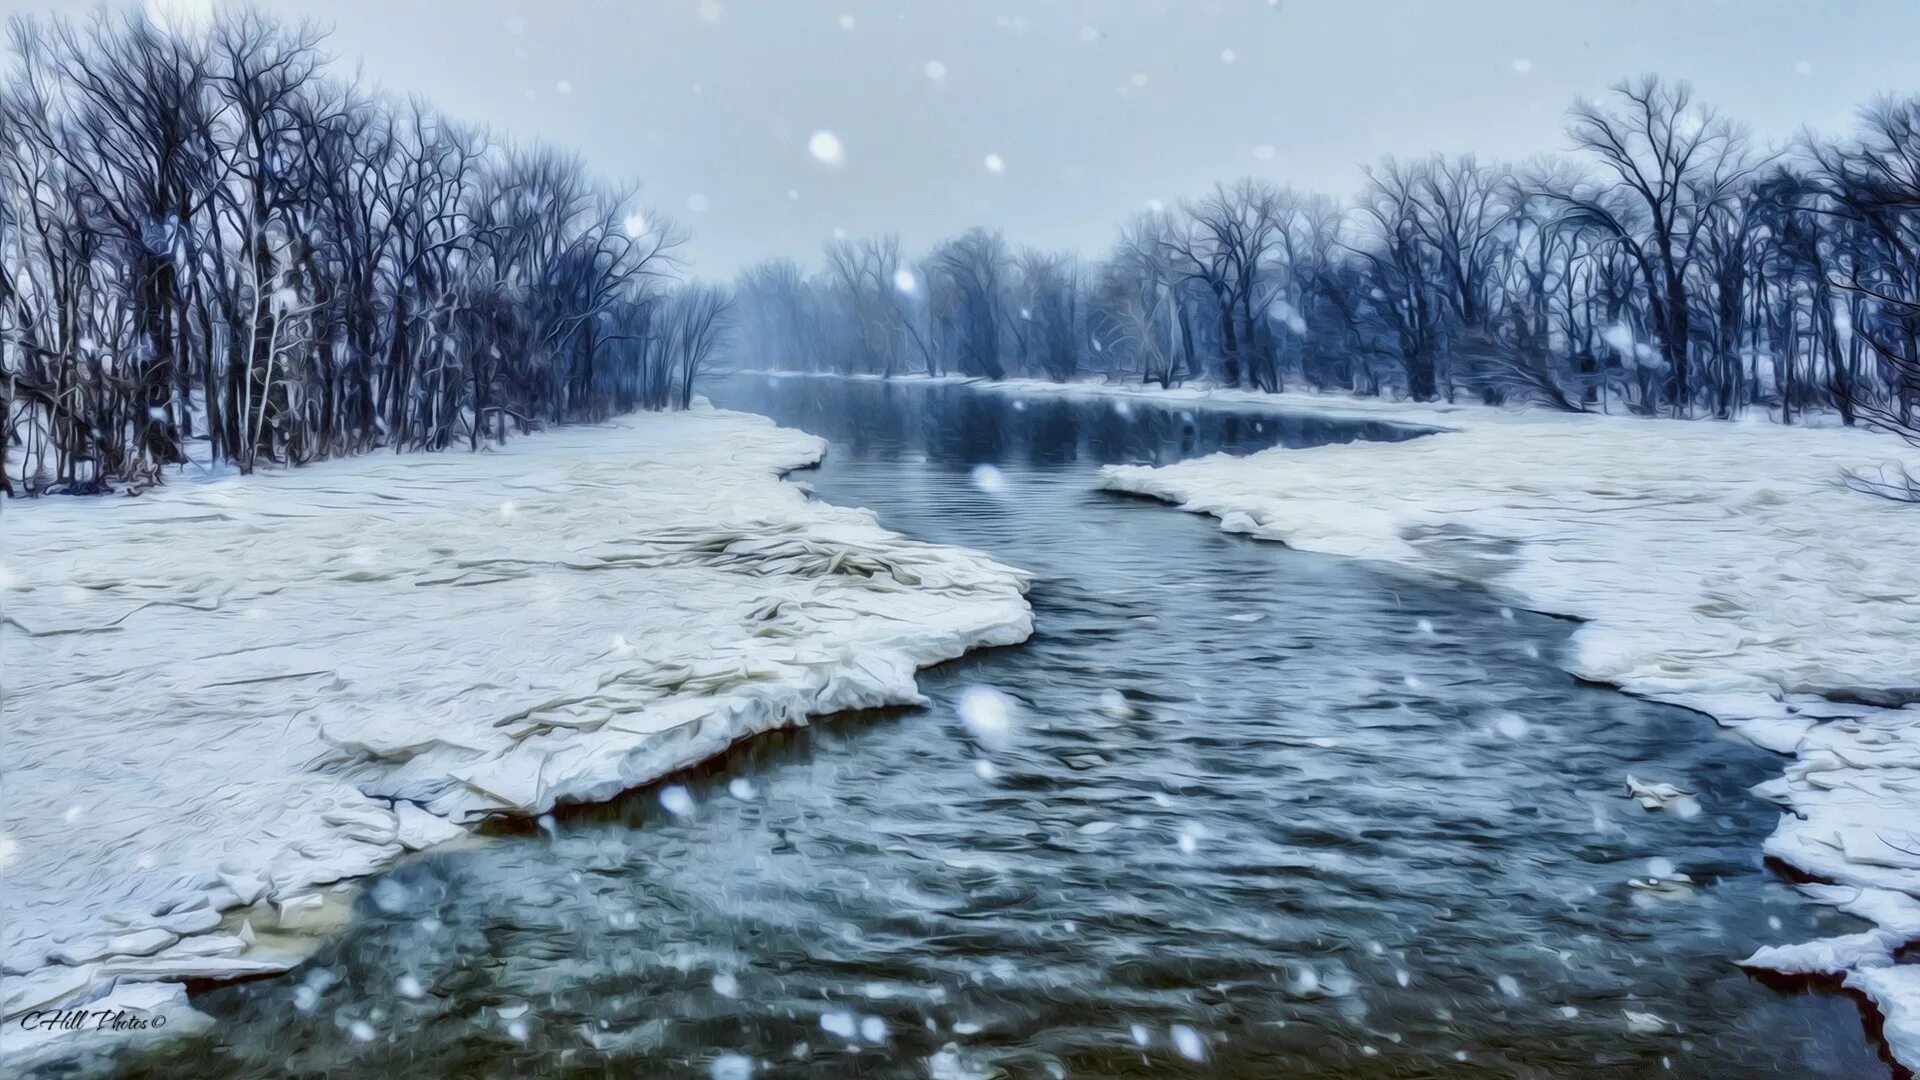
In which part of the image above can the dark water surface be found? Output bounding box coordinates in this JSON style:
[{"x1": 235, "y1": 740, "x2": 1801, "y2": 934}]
[{"x1": 90, "y1": 374, "x2": 1889, "y2": 1078}]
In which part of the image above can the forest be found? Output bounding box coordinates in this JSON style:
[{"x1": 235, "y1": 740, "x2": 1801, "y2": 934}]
[
  {"x1": 0, "y1": 8, "x2": 730, "y2": 496},
  {"x1": 731, "y1": 77, "x2": 1920, "y2": 448},
  {"x1": 9, "y1": 8, "x2": 1920, "y2": 499}
]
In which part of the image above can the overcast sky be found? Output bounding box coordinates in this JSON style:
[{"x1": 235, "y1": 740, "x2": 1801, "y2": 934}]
[{"x1": 9, "y1": 0, "x2": 1919, "y2": 277}]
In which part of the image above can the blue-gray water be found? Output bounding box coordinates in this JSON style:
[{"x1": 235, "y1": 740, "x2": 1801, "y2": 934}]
[{"x1": 80, "y1": 375, "x2": 1890, "y2": 1078}]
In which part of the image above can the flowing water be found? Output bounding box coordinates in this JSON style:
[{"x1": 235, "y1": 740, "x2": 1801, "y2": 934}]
[{"x1": 84, "y1": 374, "x2": 1892, "y2": 1078}]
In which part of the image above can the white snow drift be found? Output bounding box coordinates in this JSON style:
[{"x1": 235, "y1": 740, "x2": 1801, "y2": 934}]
[
  {"x1": 0, "y1": 406, "x2": 1031, "y2": 1045},
  {"x1": 1057, "y1": 379, "x2": 1920, "y2": 1070}
]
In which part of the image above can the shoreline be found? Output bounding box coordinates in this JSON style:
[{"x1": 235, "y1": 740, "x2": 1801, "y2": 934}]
[
  {"x1": 737, "y1": 370, "x2": 1920, "y2": 1070},
  {"x1": 1015, "y1": 375, "x2": 1920, "y2": 1071},
  {"x1": 0, "y1": 404, "x2": 1033, "y2": 1061}
]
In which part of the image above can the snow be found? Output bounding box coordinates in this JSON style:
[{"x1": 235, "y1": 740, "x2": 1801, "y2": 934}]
[
  {"x1": 820, "y1": 1011, "x2": 857, "y2": 1039},
  {"x1": 1010, "y1": 377, "x2": 1920, "y2": 1069},
  {"x1": 2, "y1": 405, "x2": 1031, "y2": 1042},
  {"x1": 1848, "y1": 966, "x2": 1920, "y2": 1066},
  {"x1": 659, "y1": 785, "x2": 697, "y2": 818},
  {"x1": 968, "y1": 463, "x2": 1007, "y2": 493},
  {"x1": 807, "y1": 130, "x2": 844, "y2": 167},
  {"x1": 954, "y1": 685, "x2": 1017, "y2": 747}
]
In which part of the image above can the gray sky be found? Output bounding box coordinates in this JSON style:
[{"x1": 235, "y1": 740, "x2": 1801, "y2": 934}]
[{"x1": 11, "y1": 0, "x2": 1920, "y2": 277}]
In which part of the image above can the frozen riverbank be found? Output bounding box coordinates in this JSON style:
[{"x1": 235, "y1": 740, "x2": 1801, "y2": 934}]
[
  {"x1": 0, "y1": 406, "x2": 1032, "y2": 1054},
  {"x1": 1058, "y1": 379, "x2": 1920, "y2": 1068}
]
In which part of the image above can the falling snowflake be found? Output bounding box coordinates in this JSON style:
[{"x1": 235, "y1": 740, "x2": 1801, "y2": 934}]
[
  {"x1": 924, "y1": 60, "x2": 947, "y2": 82},
  {"x1": 809, "y1": 130, "x2": 845, "y2": 167},
  {"x1": 893, "y1": 267, "x2": 918, "y2": 293},
  {"x1": 820, "y1": 1011, "x2": 858, "y2": 1039},
  {"x1": 659, "y1": 785, "x2": 695, "y2": 816},
  {"x1": 956, "y1": 685, "x2": 1015, "y2": 745},
  {"x1": 983, "y1": 153, "x2": 1006, "y2": 174}
]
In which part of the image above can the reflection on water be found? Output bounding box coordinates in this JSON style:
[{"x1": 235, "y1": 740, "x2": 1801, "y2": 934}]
[{"x1": 87, "y1": 375, "x2": 1889, "y2": 1079}]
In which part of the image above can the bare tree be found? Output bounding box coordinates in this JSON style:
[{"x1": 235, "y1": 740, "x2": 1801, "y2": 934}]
[
  {"x1": 1550, "y1": 76, "x2": 1759, "y2": 415},
  {"x1": 664, "y1": 283, "x2": 733, "y2": 408},
  {"x1": 2, "y1": 8, "x2": 695, "y2": 496}
]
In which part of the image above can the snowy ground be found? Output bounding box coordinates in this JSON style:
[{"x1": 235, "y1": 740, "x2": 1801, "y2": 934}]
[
  {"x1": 982, "y1": 376, "x2": 1920, "y2": 1069},
  {"x1": 0, "y1": 405, "x2": 1031, "y2": 1055}
]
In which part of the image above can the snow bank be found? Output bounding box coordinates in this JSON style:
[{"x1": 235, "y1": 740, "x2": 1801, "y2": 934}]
[
  {"x1": 0, "y1": 406, "x2": 1031, "y2": 1049},
  {"x1": 1068, "y1": 379, "x2": 1920, "y2": 1069}
]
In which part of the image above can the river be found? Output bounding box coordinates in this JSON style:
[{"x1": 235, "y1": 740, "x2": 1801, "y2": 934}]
[{"x1": 77, "y1": 374, "x2": 1891, "y2": 1078}]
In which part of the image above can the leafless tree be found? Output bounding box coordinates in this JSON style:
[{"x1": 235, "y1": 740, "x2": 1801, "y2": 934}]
[{"x1": 2, "y1": 7, "x2": 691, "y2": 496}]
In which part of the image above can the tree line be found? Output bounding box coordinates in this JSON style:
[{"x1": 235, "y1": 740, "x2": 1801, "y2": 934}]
[
  {"x1": 731, "y1": 76, "x2": 1920, "y2": 446},
  {"x1": 1, "y1": 7, "x2": 732, "y2": 496}
]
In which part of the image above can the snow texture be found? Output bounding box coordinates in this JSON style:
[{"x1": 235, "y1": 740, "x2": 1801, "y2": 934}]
[
  {"x1": 1, "y1": 405, "x2": 1032, "y2": 1043},
  {"x1": 1004, "y1": 377, "x2": 1920, "y2": 1070}
]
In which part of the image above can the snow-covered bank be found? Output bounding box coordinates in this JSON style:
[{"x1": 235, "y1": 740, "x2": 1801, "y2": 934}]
[
  {"x1": 0, "y1": 406, "x2": 1032, "y2": 1053},
  {"x1": 1055, "y1": 379, "x2": 1920, "y2": 1068}
]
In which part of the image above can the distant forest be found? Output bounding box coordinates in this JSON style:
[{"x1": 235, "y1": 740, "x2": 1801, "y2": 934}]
[
  {"x1": 9, "y1": 9, "x2": 1920, "y2": 500},
  {"x1": 1, "y1": 8, "x2": 729, "y2": 496},
  {"x1": 731, "y1": 76, "x2": 1920, "y2": 444}
]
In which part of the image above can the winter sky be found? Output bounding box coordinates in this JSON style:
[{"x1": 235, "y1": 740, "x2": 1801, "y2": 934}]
[{"x1": 13, "y1": 0, "x2": 1920, "y2": 277}]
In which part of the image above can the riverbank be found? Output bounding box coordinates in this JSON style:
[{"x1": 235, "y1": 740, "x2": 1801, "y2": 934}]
[
  {"x1": 0, "y1": 405, "x2": 1032, "y2": 1057},
  {"x1": 1010, "y1": 377, "x2": 1920, "y2": 1069}
]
